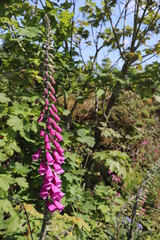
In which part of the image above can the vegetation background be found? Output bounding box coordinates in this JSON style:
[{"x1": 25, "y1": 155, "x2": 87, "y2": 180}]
[{"x1": 0, "y1": 0, "x2": 160, "y2": 239}]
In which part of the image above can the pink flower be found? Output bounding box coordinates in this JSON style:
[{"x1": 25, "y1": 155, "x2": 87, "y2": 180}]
[
  {"x1": 53, "y1": 139, "x2": 60, "y2": 149},
  {"x1": 53, "y1": 113, "x2": 60, "y2": 122},
  {"x1": 44, "y1": 134, "x2": 49, "y2": 143},
  {"x1": 50, "y1": 183, "x2": 61, "y2": 194},
  {"x1": 53, "y1": 163, "x2": 64, "y2": 174},
  {"x1": 49, "y1": 93, "x2": 56, "y2": 102},
  {"x1": 53, "y1": 173, "x2": 62, "y2": 187},
  {"x1": 54, "y1": 200, "x2": 65, "y2": 212},
  {"x1": 51, "y1": 104, "x2": 58, "y2": 113},
  {"x1": 38, "y1": 160, "x2": 46, "y2": 175},
  {"x1": 46, "y1": 123, "x2": 51, "y2": 129},
  {"x1": 40, "y1": 187, "x2": 49, "y2": 199},
  {"x1": 52, "y1": 121, "x2": 62, "y2": 132},
  {"x1": 50, "y1": 128, "x2": 55, "y2": 136},
  {"x1": 45, "y1": 142, "x2": 51, "y2": 151},
  {"x1": 45, "y1": 165, "x2": 54, "y2": 181},
  {"x1": 32, "y1": 149, "x2": 41, "y2": 161},
  {"x1": 57, "y1": 147, "x2": 64, "y2": 156},
  {"x1": 55, "y1": 132, "x2": 63, "y2": 142},
  {"x1": 40, "y1": 129, "x2": 45, "y2": 137},
  {"x1": 51, "y1": 86, "x2": 55, "y2": 94},
  {"x1": 46, "y1": 202, "x2": 57, "y2": 213},
  {"x1": 46, "y1": 152, "x2": 54, "y2": 165},
  {"x1": 51, "y1": 77, "x2": 56, "y2": 84},
  {"x1": 108, "y1": 170, "x2": 111, "y2": 175},
  {"x1": 45, "y1": 99, "x2": 49, "y2": 105},
  {"x1": 37, "y1": 116, "x2": 43, "y2": 122},
  {"x1": 50, "y1": 108, "x2": 54, "y2": 115},
  {"x1": 48, "y1": 117, "x2": 53, "y2": 123},
  {"x1": 43, "y1": 178, "x2": 52, "y2": 190},
  {"x1": 53, "y1": 150, "x2": 61, "y2": 163}
]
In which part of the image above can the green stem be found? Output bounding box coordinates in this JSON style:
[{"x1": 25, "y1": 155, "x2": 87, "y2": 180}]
[{"x1": 40, "y1": 201, "x2": 48, "y2": 240}]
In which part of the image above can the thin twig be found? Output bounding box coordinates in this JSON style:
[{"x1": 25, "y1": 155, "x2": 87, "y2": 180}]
[{"x1": 21, "y1": 203, "x2": 34, "y2": 240}]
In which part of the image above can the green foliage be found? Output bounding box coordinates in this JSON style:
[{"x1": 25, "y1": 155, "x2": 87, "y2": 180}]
[{"x1": 0, "y1": 0, "x2": 160, "y2": 239}]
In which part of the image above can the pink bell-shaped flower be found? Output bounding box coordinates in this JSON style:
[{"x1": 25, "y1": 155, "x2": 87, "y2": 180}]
[
  {"x1": 53, "y1": 162, "x2": 64, "y2": 174},
  {"x1": 53, "y1": 139, "x2": 60, "y2": 149},
  {"x1": 40, "y1": 129, "x2": 45, "y2": 137},
  {"x1": 40, "y1": 186, "x2": 49, "y2": 199},
  {"x1": 52, "y1": 121, "x2": 62, "y2": 133},
  {"x1": 38, "y1": 160, "x2": 46, "y2": 175},
  {"x1": 45, "y1": 165, "x2": 54, "y2": 181},
  {"x1": 55, "y1": 132, "x2": 63, "y2": 142},
  {"x1": 53, "y1": 173, "x2": 62, "y2": 188},
  {"x1": 32, "y1": 149, "x2": 41, "y2": 161},
  {"x1": 46, "y1": 152, "x2": 54, "y2": 165},
  {"x1": 54, "y1": 200, "x2": 65, "y2": 212},
  {"x1": 53, "y1": 113, "x2": 60, "y2": 122},
  {"x1": 45, "y1": 142, "x2": 51, "y2": 151},
  {"x1": 43, "y1": 178, "x2": 52, "y2": 190},
  {"x1": 51, "y1": 104, "x2": 58, "y2": 113},
  {"x1": 44, "y1": 134, "x2": 49, "y2": 143},
  {"x1": 46, "y1": 202, "x2": 57, "y2": 213},
  {"x1": 50, "y1": 128, "x2": 55, "y2": 136}
]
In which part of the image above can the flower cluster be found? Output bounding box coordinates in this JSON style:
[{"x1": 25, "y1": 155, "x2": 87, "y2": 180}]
[{"x1": 32, "y1": 15, "x2": 65, "y2": 213}]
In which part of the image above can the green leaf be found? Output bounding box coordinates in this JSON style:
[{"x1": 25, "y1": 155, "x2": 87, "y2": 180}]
[
  {"x1": 0, "y1": 176, "x2": 9, "y2": 191},
  {"x1": 15, "y1": 177, "x2": 28, "y2": 188},
  {"x1": 19, "y1": 130, "x2": 35, "y2": 143},
  {"x1": 77, "y1": 136, "x2": 95, "y2": 147},
  {"x1": 77, "y1": 128, "x2": 88, "y2": 137},
  {"x1": 0, "y1": 199, "x2": 13, "y2": 213},
  {"x1": 63, "y1": 109, "x2": 70, "y2": 116},
  {"x1": 12, "y1": 162, "x2": 30, "y2": 176},
  {"x1": 31, "y1": 120, "x2": 38, "y2": 133},
  {"x1": 98, "y1": 204, "x2": 110, "y2": 214},
  {"x1": 0, "y1": 152, "x2": 8, "y2": 162},
  {"x1": 7, "y1": 115, "x2": 23, "y2": 131},
  {"x1": 0, "y1": 93, "x2": 10, "y2": 103},
  {"x1": 97, "y1": 89, "x2": 105, "y2": 98},
  {"x1": 18, "y1": 27, "x2": 42, "y2": 38}
]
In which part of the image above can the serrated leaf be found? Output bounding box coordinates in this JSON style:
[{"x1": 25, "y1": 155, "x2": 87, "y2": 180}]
[
  {"x1": 15, "y1": 177, "x2": 28, "y2": 188},
  {"x1": 19, "y1": 130, "x2": 35, "y2": 143},
  {"x1": 77, "y1": 136, "x2": 95, "y2": 147},
  {"x1": 0, "y1": 199, "x2": 13, "y2": 213},
  {"x1": 7, "y1": 115, "x2": 23, "y2": 131},
  {"x1": 12, "y1": 162, "x2": 30, "y2": 176}
]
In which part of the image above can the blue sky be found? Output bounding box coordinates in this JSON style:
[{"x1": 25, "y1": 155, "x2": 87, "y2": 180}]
[{"x1": 1, "y1": 0, "x2": 160, "y2": 69}]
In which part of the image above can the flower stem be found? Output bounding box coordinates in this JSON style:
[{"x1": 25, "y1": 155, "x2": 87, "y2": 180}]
[{"x1": 40, "y1": 200, "x2": 48, "y2": 240}]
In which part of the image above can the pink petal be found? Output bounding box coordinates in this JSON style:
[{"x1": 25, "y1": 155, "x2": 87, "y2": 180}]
[
  {"x1": 54, "y1": 200, "x2": 65, "y2": 212},
  {"x1": 40, "y1": 129, "x2": 45, "y2": 137},
  {"x1": 32, "y1": 149, "x2": 41, "y2": 161},
  {"x1": 52, "y1": 121, "x2": 62, "y2": 133},
  {"x1": 38, "y1": 160, "x2": 46, "y2": 175},
  {"x1": 40, "y1": 187, "x2": 49, "y2": 199},
  {"x1": 45, "y1": 165, "x2": 54, "y2": 181},
  {"x1": 51, "y1": 104, "x2": 58, "y2": 113},
  {"x1": 44, "y1": 134, "x2": 49, "y2": 143},
  {"x1": 46, "y1": 202, "x2": 57, "y2": 213},
  {"x1": 55, "y1": 132, "x2": 63, "y2": 142},
  {"x1": 46, "y1": 152, "x2": 54, "y2": 165}
]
